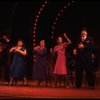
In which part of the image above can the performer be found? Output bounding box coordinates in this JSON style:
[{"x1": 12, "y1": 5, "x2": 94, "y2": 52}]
[
  {"x1": 50, "y1": 33, "x2": 71, "y2": 87},
  {"x1": 73, "y1": 28, "x2": 95, "y2": 89},
  {"x1": 2, "y1": 34, "x2": 11, "y2": 84},
  {"x1": 0, "y1": 42, "x2": 5, "y2": 83},
  {"x1": 33, "y1": 40, "x2": 48, "y2": 87},
  {"x1": 9, "y1": 39, "x2": 27, "y2": 86}
]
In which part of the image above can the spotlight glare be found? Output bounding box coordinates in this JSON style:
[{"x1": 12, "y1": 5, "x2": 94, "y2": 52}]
[
  {"x1": 42, "y1": 4, "x2": 45, "y2": 7},
  {"x1": 38, "y1": 11, "x2": 41, "y2": 14},
  {"x1": 54, "y1": 22, "x2": 56, "y2": 25},
  {"x1": 40, "y1": 8, "x2": 43, "y2": 11},
  {"x1": 55, "y1": 18, "x2": 58, "y2": 20},
  {"x1": 51, "y1": 36, "x2": 53, "y2": 39},
  {"x1": 45, "y1": 1, "x2": 48, "y2": 4},
  {"x1": 36, "y1": 15, "x2": 39, "y2": 18},
  {"x1": 58, "y1": 13, "x2": 60, "y2": 16},
  {"x1": 33, "y1": 31, "x2": 36, "y2": 34},
  {"x1": 34, "y1": 27, "x2": 36, "y2": 30},
  {"x1": 35, "y1": 19, "x2": 38, "y2": 22},
  {"x1": 64, "y1": 6, "x2": 66, "y2": 9},
  {"x1": 52, "y1": 26, "x2": 54, "y2": 29},
  {"x1": 34, "y1": 55, "x2": 36, "y2": 57},
  {"x1": 61, "y1": 10, "x2": 63, "y2": 12},
  {"x1": 34, "y1": 23, "x2": 37, "y2": 26},
  {"x1": 68, "y1": 3, "x2": 70, "y2": 5}
]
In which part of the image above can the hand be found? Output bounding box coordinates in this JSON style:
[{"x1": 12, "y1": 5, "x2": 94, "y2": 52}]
[
  {"x1": 73, "y1": 49, "x2": 77, "y2": 55},
  {"x1": 63, "y1": 33, "x2": 67, "y2": 38},
  {"x1": 50, "y1": 48, "x2": 53, "y2": 53},
  {"x1": 37, "y1": 45, "x2": 40, "y2": 48},
  {"x1": 34, "y1": 46, "x2": 41, "y2": 52},
  {"x1": 12, "y1": 47, "x2": 16, "y2": 51},
  {"x1": 34, "y1": 45, "x2": 39, "y2": 50},
  {"x1": 78, "y1": 43, "x2": 84, "y2": 49},
  {"x1": 15, "y1": 48, "x2": 20, "y2": 52}
]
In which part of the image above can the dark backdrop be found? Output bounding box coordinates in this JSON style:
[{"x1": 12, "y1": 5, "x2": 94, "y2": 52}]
[{"x1": 0, "y1": 1, "x2": 100, "y2": 78}]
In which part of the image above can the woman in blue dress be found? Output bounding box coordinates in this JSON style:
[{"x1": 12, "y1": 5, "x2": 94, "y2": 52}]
[
  {"x1": 33, "y1": 40, "x2": 48, "y2": 86},
  {"x1": 9, "y1": 39, "x2": 27, "y2": 86}
]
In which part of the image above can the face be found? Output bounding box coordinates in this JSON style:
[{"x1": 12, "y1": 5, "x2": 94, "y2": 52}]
[
  {"x1": 57, "y1": 37, "x2": 62, "y2": 44},
  {"x1": 81, "y1": 30, "x2": 87, "y2": 37},
  {"x1": 17, "y1": 40, "x2": 23, "y2": 47},
  {"x1": 40, "y1": 41, "x2": 45, "y2": 47}
]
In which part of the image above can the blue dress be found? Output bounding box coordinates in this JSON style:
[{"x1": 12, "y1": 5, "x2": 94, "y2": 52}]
[
  {"x1": 33, "y1": 48, "x2": 48, "y2": 80},
  {"x1": 10, "y1": 47, "x2": 26, "y2": 78}
]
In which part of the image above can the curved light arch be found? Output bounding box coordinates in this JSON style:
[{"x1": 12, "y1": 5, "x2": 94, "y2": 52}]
[
  {"x1": 33, "y1": 0, "x2": 48, "y2": 46},
  {"x1": 51, "y1": 1, "x2": 75, "y2": 39},
  {"x1": 33, "y1": 0, "x2": 48, "y2": 61}
]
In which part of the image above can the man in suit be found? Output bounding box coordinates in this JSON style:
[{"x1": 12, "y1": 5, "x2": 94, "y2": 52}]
[{"x1": 73, "y1": 28, "x2": 95, "y2": 89}]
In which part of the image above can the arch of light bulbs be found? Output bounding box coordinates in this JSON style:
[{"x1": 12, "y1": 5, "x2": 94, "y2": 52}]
[
  {"x1": 51, "y1": 1, "x2": 75, "y2": 39},
  {"x1": 33, "y1": 1, "x2": 75, "y2": 61},
  {"x1": 33, "y1": 0, "x2": 48, "y2": 61}
]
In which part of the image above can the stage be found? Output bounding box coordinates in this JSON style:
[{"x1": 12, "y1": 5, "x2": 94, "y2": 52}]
[{"x1": 0, "y1": 80, "x2": 100, "y2": 99}]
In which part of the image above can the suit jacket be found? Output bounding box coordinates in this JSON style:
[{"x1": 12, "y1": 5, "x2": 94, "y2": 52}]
[{"x1": 76, "y1": 36, "x2": 94, "y2": 62}]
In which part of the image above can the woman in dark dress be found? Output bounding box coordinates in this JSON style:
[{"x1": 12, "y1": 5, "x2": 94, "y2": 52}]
[
  {"x1": 33, "y1": 40, "x2": 48, "y2": 86},
  {"x1": 9, "y1": 39, "x2": 27, "y2": 86}
]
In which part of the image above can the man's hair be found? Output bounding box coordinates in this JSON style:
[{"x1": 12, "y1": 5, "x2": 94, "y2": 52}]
[{"x1": 82, "y1": 27, "x2": 87, "y2": 32}]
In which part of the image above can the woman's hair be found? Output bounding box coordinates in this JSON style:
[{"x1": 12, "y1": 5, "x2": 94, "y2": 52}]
[
  {"x1": 40, "y1": 40, "x2": 46, "y2": 44},
  {"x1": 17, "y1": 39, "x2": 25, "y2": 47},
  {"x1": 40, "y1": 39, "x2": 45, "y2": 42},
  {"x1": 57, "y1": 36, "x2": 62, "y2": 42}
]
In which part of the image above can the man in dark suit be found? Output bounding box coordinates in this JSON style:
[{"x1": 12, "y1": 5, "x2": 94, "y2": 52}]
[{"x1": 73, "y1": 29, "x2": 95, "y2": 89}]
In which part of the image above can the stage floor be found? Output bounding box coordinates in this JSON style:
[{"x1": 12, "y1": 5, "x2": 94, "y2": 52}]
[{"x1": 0, "y1": 80, "x2": 100, "y2": 99}]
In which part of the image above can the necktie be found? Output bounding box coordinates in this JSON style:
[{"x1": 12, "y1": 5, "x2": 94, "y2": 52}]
[{"x1": 82, "y1": 37, "x2": 84, "y2": 42}]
